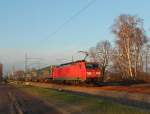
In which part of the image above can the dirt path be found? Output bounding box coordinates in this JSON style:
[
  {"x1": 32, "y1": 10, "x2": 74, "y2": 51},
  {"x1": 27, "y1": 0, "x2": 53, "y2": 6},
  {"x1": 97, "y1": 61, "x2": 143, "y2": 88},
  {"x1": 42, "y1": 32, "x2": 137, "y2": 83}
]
[
  {"x1": 0, "y1": 84, "x2": 11, "y2": 114},
  {"x1": 0, "y1": 84, "x2": 62, "y2": 114}
]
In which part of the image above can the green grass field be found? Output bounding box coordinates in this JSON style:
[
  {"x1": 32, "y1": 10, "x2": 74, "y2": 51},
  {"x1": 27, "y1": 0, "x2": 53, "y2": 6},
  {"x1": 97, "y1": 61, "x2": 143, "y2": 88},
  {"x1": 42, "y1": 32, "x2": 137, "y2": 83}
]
[{"x1": 15, "y1": 84, "x2": 150, "y2": 114}]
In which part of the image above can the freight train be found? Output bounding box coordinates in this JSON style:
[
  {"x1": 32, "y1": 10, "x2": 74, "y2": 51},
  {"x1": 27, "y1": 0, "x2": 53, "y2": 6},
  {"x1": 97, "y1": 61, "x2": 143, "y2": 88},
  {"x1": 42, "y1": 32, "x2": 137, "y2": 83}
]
[{"x1": 11, "y1": 60, "x2": 102, "y2": 84}]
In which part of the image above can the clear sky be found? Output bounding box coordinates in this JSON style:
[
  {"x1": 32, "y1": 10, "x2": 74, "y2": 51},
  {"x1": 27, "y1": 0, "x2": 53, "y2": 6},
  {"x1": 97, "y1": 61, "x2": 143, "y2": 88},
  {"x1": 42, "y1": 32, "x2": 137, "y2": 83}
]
[{"x1": 0, "y1": 0, "x2": 150, "y2": 73}]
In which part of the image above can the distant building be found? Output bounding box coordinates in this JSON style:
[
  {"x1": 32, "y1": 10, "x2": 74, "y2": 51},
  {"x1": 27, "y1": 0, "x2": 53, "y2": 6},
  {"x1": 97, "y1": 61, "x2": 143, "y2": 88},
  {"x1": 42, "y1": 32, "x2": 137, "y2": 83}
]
[{"x1": 14, "y1": 70, "x2": 25, "y2": 80}]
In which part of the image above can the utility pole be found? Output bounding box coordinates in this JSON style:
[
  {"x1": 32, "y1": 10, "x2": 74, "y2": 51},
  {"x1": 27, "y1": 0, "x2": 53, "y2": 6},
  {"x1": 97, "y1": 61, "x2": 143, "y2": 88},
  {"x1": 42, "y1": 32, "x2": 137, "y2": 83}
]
[
  {"x1": 72, "y1": 56, "x2": 74, "y2": 62},
  {"x1": 146, "y1": 49, "x2": 148, "y2": 73},
  {"x1": 11, "y1": 65, "x2": 15, "y2": 79},
  {"x1": 25, "y1": 53, "x2": 28, "y2": 73},
  {"x1": 25, "y1": 53, "x2": 43, "y2": 77}
]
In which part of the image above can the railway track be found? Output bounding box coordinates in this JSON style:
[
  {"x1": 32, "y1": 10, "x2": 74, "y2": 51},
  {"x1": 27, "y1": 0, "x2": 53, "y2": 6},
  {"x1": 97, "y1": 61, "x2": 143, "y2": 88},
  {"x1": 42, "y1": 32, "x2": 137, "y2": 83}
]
[
  {"x1": 8, "y1": 92, "x2": 24, "y2": 114},
  {"x1": 14, "y1": 81, "x2": 150, "y2": 104},
  {"x1": 14, "y1": 80, "x2": 150, "y2": 94}
]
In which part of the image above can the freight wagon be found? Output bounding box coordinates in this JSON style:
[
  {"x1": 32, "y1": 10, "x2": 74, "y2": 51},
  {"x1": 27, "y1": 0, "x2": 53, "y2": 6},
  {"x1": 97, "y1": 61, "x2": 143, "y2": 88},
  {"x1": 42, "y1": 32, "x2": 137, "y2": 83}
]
[
  {"x1": 29, "y1": 66, "x2": 55, "y2": 82},
  {"x1": 52, "y1": 60, "x2": 101, "y2": 83},
  {"x1": 37, "y1": 66, "x2": 54, "y2": 82}
]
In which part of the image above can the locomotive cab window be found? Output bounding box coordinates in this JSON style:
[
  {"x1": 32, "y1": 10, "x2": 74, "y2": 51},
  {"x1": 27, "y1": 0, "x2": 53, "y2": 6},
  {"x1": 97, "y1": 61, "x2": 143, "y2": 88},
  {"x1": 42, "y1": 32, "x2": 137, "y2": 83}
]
[{"x1": 86, "y1": 63, "x2": 99, "y2": 69}]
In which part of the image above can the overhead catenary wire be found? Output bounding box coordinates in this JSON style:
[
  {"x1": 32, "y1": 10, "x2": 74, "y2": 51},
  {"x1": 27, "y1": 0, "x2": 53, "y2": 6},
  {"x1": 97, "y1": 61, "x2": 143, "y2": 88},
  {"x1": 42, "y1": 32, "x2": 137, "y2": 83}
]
[
  {"x1": 37, "y1": 0, "x2": 97, "y2": 63},
  {"x1": 42, "y1": 0, "x2": 97, "y2": 43}
]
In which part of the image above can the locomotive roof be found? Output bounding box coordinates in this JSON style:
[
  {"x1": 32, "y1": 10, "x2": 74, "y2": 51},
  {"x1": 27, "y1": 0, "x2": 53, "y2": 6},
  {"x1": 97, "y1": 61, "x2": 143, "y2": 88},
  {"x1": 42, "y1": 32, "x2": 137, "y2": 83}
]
[
  {"x1": 60, "y1": 60, "x2": 86, "y2": 66},
  {"x1": 37, "y1": 65, "x2": 55, "y2": 71}
]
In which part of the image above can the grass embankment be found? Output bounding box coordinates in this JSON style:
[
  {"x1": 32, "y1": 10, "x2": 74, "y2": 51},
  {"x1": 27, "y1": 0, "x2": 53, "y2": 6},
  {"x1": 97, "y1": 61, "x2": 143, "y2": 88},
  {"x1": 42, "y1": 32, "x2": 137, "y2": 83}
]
[{"x1": 15, "y1": 84, "x2": 150, "y2": 114}]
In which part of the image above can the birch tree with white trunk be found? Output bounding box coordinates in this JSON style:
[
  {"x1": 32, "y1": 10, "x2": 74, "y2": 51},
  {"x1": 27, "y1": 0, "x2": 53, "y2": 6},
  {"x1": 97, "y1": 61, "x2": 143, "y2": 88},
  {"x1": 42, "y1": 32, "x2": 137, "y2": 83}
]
[{"x1": 112, "y1": 14, "x2": 148, "y2": 79}]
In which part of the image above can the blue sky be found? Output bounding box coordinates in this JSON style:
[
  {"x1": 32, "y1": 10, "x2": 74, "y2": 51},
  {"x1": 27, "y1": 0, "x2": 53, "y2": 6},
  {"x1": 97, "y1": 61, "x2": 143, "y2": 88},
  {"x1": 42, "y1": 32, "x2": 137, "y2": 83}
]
[{"x1": 0, "y1": 0, "x2": 150, "y2": 72}]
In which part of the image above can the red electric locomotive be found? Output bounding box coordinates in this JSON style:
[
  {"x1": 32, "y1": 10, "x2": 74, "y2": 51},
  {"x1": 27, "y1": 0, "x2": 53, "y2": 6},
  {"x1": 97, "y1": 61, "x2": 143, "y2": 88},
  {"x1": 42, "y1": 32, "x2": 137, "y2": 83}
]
[{"x1": 52, "y1": 60, "x2": 101, "y2": 83}]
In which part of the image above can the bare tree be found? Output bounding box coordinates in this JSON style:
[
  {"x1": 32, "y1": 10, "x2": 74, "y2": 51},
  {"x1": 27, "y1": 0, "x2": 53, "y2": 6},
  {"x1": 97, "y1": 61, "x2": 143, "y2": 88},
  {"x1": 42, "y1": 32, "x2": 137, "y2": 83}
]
[
  {"x1": 142, "y1": 43, "x2": 150, "y2": 72},
  {"x1": 111, "y1": 47, "x2": 127, "y2": 79},
  {"x1": 96, "y1": 40, "x2": 112, "y2": 77},
  {"x1": 89, "y1": 40, "x2": 112, "y2": 78},
  {"x1": 112, "y1": 14, "x2": 148, "y2": 79},
  {"x1": 88, "y1": 47, "x2": 97, "y2": 62}
]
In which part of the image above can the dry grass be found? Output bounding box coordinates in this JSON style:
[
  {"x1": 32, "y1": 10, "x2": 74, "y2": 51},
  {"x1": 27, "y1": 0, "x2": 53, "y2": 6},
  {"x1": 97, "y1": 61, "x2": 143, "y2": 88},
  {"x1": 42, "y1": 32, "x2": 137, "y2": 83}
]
[{"x1": 15, "y1": 84, "x2": 150, "y2": 114}]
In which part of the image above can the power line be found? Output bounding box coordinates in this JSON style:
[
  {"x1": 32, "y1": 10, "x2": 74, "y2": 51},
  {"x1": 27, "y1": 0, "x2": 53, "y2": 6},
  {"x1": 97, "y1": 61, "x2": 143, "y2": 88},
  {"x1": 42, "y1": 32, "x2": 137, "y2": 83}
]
[
  {"x1": 24, "y1": 53, "x2": 43, "y2": 73},
  {"x1": 42, "y1": 0, "x2": 97, "y2": 42}
]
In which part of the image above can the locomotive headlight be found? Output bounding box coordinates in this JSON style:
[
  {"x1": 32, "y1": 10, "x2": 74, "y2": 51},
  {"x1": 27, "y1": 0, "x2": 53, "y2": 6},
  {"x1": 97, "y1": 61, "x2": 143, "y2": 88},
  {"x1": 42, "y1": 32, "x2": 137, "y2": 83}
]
[
  {"x1": 87, "y1": 72, "x2": 92, "y2": 75},
  {"x1": 96, "y1": 72, "x2": 100, "y2": 75}
]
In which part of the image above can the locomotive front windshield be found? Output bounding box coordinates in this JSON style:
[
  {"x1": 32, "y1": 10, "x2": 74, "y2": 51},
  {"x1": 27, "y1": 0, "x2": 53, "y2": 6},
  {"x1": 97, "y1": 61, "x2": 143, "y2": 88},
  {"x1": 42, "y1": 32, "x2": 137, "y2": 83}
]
[{"x1": 86, "y1": 63, "x2": 99, "y2": 69}]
